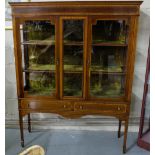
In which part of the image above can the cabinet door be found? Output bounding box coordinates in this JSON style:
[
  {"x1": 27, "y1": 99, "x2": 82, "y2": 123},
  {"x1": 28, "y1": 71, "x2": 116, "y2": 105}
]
[
  {"x1": 60, "y1": 17, "x2": 86, "y2": 98},
  {"x1": 20, "y1": 19, "x2": 57, "y2": 97},
  {"x1": 89, "y1": 19, "x2": 129, "y2": 99}
]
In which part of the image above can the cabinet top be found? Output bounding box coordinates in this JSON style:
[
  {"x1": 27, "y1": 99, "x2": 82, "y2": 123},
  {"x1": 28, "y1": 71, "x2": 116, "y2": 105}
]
[
  {"x1": 9, "y1": 0, "x2": 143, "y2": 6},
  {"x1": 9, "y1": 0, "x2": 143, "y2": 17}
]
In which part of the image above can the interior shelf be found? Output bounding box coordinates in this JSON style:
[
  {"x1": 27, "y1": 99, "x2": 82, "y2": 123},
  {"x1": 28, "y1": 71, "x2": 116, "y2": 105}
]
[
  {"x1": 21, "y1": 40, "x2": 84, "y2": 46},
  {"x1": 22, "y1": 41, "x2": 127, "y2": 47},
  {"x1": 64, "y1": 41, "x2": 83, "y2": 46},
  {"x1": 92, "y1": 42, "x2": 128, "y2": 47},
  {"x1": 22, "y1": 41, "x2": 128, "y2": 47},
  {"x1": 23, "y1": 64, "x2": 125, "y2": 75},
  {"x1": 21, "y1": 40, "x2": 55, "y2": 45}
]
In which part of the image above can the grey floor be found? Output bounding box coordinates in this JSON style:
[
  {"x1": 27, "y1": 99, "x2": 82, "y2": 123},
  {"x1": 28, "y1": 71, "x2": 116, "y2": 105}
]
[{"x1": 6, "y1": 129, "x2": 149, "y2": 155}]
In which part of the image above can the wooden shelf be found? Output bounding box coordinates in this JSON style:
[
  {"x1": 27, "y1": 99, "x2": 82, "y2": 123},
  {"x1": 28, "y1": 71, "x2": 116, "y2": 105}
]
[
  {"x1": 23, "y1": 64, "x2": 125, "y2": 75},
  {"x1": 64, "y1": 41, "x2": 83, "y2": 46},
  {"x1": 92, "y1": 42, "x2": 127, "y2": 47},
  {"x1": 21, "y1": 40, "x2": 55, "y2": 45},
  {"x1": 23, "y1": 69, "x2": 125, "y2": 75},
  {"x1": 23, "y1": 69, "x2": 54, "y2": 73},
  {"x1": 90, "y1": 71, "x2": 125, "y2": 75},
  {"x1": 21, "y1": 40, "x2": 84, "y2": 46}
]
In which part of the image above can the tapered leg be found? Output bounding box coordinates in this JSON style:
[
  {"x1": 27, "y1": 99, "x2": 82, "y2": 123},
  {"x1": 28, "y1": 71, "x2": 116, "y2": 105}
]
[
  {"x1": 19, "y1": 111, "x2": 24, "y2": 147},
  {"x1": 123, "y1": 118, "x2": 129, "y2": 154},
  {"x1": 28, "y1": 113, "x2": 31, "y2": 133},
  {"x1": 118, "y1": 120, "x2": 122, "y2": 138}
]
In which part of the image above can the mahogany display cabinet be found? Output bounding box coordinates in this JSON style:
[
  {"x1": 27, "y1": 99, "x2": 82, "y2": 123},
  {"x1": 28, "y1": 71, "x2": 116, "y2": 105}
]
[{"x1": 10, "y1": 1, "x2": 143, "y2": 153}]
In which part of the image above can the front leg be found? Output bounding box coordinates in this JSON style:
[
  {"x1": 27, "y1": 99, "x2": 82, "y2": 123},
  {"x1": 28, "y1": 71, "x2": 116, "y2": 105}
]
[
  {"x1": 19, "y1": 111, "x2": 24, "y2": 147},
  {"x1": 123, "y1": 118, "x2": 129, "y2": 154},
  {"x1": 118, "y1": 120, "x2": 122, "y2": 138},
  {"x1": 28, "y1": 113, "x2": 31, "y2": 133}
]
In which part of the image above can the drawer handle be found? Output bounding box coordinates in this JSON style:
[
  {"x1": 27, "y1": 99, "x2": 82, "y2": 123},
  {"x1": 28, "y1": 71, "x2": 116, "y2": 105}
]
[
  {"x1": 80, "y1": 105, "x2": 83, "y2": 109},
  {"x1": 64, "y1": 105, "x2": 66, "y2": 108},
  {"x1": 118, "y1": 107, "x2": 121, "y2": 111}
]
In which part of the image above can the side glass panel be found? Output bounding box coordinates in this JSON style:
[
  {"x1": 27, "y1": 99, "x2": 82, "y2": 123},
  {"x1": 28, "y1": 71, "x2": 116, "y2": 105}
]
[
  {"x1": 24, "y1": 72, "x2": 55, "y2": 96},
  {"x1": 90, "y1": 20, "x2": 128, "y2": 98},
  {"x1": 20, "y1": 20, "x2": 56, "y2": 96},
  {"x1": 63, "y1": 20, "x2": 84, "y2": 97}
]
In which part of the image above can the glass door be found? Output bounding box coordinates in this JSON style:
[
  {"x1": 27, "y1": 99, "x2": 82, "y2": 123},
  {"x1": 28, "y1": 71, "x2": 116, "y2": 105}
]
[
  {"x1": 20, "y1": 19, "x2": 57, "y2": 97},
  {"x1": 89, "y1": 19, "x2": 129, "y2": 98},
  {"x1": 60, "y1": 18, "x2": 86, "y2": 98}
]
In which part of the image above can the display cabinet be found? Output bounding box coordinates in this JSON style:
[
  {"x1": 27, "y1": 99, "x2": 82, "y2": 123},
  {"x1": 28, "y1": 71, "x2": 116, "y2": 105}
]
[
  {"x1": 137, "y1": 44, "x2": 150, "y2": 151},
  {"x1": 10, "y1": 1, "x2": 143, "y2": 153}
]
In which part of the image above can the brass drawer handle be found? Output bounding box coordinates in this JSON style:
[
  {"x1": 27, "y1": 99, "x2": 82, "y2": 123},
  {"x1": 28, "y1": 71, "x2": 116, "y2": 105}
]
[
  {"x1": 118, "y1": 107, "x2": 121, "y2": 111},
  {"x1": 80, "y1": 105, "x2": 83, "y2": 109},
  {"x1": 64, "y1": 105, "x2": 66, "y2": 108}
]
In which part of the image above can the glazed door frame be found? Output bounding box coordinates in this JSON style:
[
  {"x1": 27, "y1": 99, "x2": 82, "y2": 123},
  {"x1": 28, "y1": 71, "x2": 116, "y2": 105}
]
[
  {"x1": 15, "y1": 16, "x2": 59, "y2": 99},
  {"x1": 87, "y1": 16, "x2": 132, "y2": 101},
  {"x1": 59, "y1": 16, "x2": 88, "y2": 100},
  {"x1": 13, "y1": 15, "x2": 138, "y2": 102}
]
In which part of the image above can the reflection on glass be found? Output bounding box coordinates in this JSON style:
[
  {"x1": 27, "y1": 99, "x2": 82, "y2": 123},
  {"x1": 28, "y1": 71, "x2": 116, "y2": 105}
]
[
  {"x1": 64, "y1": 73, "x2": 82, "y2": 96},
  {"x1": 64, "y1": 46, "x2": 83, "y2": 72},
  {"x1": 90, "y1": 19, "x2": 127, "y2": 98},
  {"x1": 91, "y1": 47, "x2": 126, "y2": 73},
  {"x1": 21, "y1": 20, "x2": 56, "y2": 96},
  {"x1": 90, "y1": 74, "x2": 125, "y2": 97},
  {"x1": 63, "y1": 20, "x2": 83, "y2": 42},
  {"x1": 24, "y1": 72, "x2": 55, "y2": 96},
  {"x1": 92, "y1": 20, "x2": 127, "y2": 44},
  {"x1": 23, "y1": 21, "x2": 55, "y2": 42},
  {"x1": 25, "y1": 45, "x2": 55, "y2": 71},
  {"x1": 63, "y1": 20, "x2": 84, "y2": 97}
]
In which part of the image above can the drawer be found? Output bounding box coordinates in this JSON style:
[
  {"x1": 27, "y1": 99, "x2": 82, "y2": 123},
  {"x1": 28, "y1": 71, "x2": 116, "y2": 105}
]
[
  {"x1": 74, "y1": 102, "x2": 127, "y2": 114},
  {"x1": 20, "y1": 100, "x2": 73, "y2": 111}
]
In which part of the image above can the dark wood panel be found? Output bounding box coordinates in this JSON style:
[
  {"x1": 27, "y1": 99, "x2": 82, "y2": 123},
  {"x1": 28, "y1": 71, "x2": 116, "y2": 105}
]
[{"x1": 20, "y1": 99, "x2": 74, "y2": 111}]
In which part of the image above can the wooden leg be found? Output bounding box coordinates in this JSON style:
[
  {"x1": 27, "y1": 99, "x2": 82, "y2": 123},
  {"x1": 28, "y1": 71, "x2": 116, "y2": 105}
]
[
  {"x1": 19, "y1": 111, "x2": 24, "y2": 147},
  {"x1": 123, "y1": 118, "x2": 129, "y2": 154},
  {"x1": 28, "y1": 113, "x2": 31, "y2": 133},
  {"x1": 118, "y1": 120, "x2": 122, "y2": 138}
]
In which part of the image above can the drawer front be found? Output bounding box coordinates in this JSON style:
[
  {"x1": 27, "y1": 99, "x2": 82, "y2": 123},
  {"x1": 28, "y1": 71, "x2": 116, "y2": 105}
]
[
  {"x1": 20, "y1": 100, "x2": 73, "y2": 111},
  {"x1": 74, "y1": 102, "x2": 127, "y2": 114}
]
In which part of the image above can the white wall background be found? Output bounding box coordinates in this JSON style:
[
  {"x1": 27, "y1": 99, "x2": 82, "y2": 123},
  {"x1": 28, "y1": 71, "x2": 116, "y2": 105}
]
[{"x1": 5, "y1": 0, "x2": 150, "y2": 129}]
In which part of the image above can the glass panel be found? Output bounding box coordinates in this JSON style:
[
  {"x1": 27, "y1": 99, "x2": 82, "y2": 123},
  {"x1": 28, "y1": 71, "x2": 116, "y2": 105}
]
[
  {"x1": 22, "y1": 21, "x2": 55, "y2": 42},
  {"x1": 63, "y1": 20, "x2": 84, "y2": 97},
  {"x1": 63, "y1": 20, "x2": 83, "y2": 42},
  {"x1": 24, "y1": 45, "x2": 55, "y2": 71},
  {"x1": 92, "y1": 20, "x2": 127, "y2": 44},
  {"x1": 24, "y1": 72, "x2": 55, "y2": 96},
  {"x1": 90, "y1": 19, "x2": 128, "y2": 98},
  {"x1": 64, "y1": 46, "x2": 83, "y2": 72},
  {"x1": 21, "y1": 20, "x2": 56, "y2": 96},
  {"x1": 64, "y1": 73, "x2": 82, "y2": 96},
  {"x1": 90, "y1": 74, "x2": 125, "y2": 97},
  {"x1": 91, "y1": 47, "x2": 126, "y2": 73}
]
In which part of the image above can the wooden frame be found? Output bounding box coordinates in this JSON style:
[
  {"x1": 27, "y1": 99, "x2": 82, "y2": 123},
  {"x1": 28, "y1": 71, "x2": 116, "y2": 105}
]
[
  {"x1": 10, "y1": 1, "x2": 143, "y2": 154},
  {"x1": 59, "y1": 16, "x2": 88, "y2": 100},
  {"x1": 17, "y1": 16, "x2": 59, "y2": 100},
  {"x1": 87, "y1": 16, "x2": 130, "y2": 101}
]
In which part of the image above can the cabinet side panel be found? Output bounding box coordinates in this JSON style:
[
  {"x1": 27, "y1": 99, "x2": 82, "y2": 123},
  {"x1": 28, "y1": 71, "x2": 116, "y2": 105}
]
[
  {"x1": 125, "y1": 16, "x2": 139, "y2": 102},
  {"x1": 12, "y1": 17, "x2": 24, "y2": 98}
]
